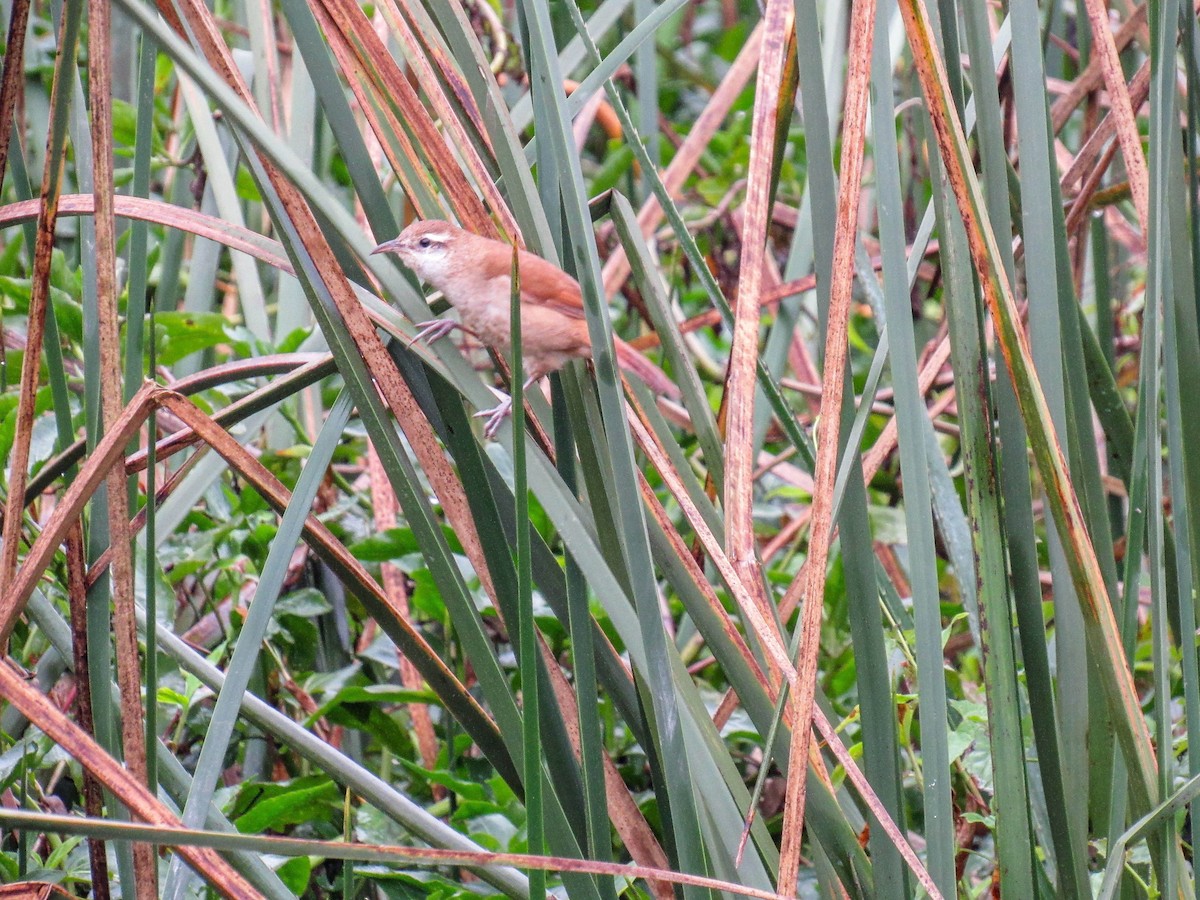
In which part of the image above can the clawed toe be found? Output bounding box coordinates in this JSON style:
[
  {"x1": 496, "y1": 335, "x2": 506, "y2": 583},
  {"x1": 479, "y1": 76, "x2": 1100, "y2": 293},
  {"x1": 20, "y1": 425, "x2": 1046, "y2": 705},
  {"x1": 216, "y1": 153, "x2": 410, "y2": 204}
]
[
  {"x1": 409, "y1": 319, "x2": 459, "y2": 347},
  {"x1": 473, "y1": 391, "x2": 514, "y2": 439}
]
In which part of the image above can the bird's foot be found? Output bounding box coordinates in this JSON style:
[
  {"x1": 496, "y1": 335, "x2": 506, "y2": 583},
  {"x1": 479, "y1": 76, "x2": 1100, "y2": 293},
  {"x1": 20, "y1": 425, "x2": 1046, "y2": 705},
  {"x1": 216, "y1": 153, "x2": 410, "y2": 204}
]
[
  {"x1": 474, "y1": 386, "x2": 513, "y2": 439},
  {"x1": 409, "y1": 318, "x2": 460, "y2": 347}
]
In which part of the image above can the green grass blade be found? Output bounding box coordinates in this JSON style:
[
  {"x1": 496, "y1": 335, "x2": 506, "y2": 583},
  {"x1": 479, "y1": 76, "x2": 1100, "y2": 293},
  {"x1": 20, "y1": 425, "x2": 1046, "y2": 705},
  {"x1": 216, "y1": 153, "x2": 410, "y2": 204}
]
[
  {"x1": 517, "y1": 4, "x2": 713, "y2": 891},
  {"x1": 161, "y1": 392, "x2": 353, "y2": 898},
  {"x1": 868, "y1": 2, "x2": 947, "y2": 889}
]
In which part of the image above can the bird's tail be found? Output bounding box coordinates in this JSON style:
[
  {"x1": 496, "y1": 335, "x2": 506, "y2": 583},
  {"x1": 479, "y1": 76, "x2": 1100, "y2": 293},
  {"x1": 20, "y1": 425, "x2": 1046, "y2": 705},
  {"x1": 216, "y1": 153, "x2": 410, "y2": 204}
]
[{"x1": 614, "y1": 337, "x2": 681, "y2": 399}]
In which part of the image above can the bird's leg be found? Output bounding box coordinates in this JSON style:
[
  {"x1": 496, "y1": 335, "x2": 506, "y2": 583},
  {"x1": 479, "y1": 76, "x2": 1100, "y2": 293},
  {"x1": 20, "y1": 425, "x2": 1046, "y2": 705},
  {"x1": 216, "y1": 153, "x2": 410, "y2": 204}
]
[
  {"x1": 474, "y1": 376, "x2": 540, "y2": 438},
  {"x1": 409, "y1": 318, "x2": 464, "y2": 347}
]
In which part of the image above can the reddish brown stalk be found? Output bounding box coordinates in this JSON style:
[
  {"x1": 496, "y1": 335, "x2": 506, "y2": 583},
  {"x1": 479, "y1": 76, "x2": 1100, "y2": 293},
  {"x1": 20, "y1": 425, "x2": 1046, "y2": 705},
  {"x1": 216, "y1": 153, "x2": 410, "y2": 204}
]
[
  {"x1": 88, "y1": 2, "x2": 155, "y2": 888},
  {"x1": 724, "y1": 0, "x2": 795, "y2": 693},
  {"x1": 775, "y1": 0, "x2": 875, "y2": 888},
  {"x1": 377, "y1": 0, "x2": 518, "y2": 236},
  {"x1": 0, "y1": 0, "x2": 32, "y2": 193},
  {"x1": 0, "y1": 0, "x2": 74, "y2": 630},
  {"x1": 1077, "y1": 0, "x2": 1149, "y2": 237}
]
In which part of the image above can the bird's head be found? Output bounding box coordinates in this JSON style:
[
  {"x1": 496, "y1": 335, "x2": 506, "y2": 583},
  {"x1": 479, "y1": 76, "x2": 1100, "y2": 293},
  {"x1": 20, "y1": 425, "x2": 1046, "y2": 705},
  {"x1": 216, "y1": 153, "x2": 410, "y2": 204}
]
[{"x1": 372, "y1": 220, "x2": 462, "y2": 285}]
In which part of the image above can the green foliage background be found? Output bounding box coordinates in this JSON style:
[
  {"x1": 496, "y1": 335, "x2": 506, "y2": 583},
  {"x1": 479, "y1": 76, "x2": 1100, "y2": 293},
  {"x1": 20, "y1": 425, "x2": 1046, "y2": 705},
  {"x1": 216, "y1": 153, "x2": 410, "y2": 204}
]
[{"x1": 0, "y1": 0, "x2": 1189, "y2": 898}]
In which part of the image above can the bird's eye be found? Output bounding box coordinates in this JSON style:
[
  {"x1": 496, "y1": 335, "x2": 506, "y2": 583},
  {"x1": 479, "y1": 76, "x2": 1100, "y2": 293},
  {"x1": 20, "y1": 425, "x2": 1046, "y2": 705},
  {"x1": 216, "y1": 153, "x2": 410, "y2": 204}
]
[{"x1": 418, "y1": 237, "x2": 432, "y2": 249}]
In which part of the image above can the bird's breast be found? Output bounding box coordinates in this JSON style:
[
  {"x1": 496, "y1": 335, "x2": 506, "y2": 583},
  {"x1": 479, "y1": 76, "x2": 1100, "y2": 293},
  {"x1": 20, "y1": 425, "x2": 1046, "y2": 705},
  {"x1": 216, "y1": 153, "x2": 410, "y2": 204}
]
[
  {"x1": 465, "y1": 302, "x2": 513, "y2": 348},
  {"x1": 449, "y1": 278, "x2": 514, "y2": 348},
  {"x1": 440, "y1": 273, "x2": 590, "y2": 362}
]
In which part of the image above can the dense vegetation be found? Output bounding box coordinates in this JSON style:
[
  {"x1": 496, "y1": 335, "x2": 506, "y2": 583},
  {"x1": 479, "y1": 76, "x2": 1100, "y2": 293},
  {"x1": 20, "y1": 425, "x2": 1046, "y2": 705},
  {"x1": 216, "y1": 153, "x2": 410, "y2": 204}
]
[{"x1": 0, "y1": 0, "x2": 1189, "y2": 898}]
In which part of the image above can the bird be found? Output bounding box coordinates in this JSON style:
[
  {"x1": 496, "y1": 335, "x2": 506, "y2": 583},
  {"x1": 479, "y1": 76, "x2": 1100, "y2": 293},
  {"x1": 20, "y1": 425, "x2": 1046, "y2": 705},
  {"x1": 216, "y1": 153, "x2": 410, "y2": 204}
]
[{"x1": 372, "y1": 219, "x2": 679, "y2": 436}]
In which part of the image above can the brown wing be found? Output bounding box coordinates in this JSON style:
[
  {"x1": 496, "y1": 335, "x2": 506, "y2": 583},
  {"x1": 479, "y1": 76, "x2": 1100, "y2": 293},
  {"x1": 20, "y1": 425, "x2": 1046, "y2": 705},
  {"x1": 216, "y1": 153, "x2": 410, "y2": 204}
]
[
  {"x1": 522, "y1": 283, "x2": 586, "y2": 320},
  {"x1": 476, "y1": 235, "x2": 587, "y2": 320}
]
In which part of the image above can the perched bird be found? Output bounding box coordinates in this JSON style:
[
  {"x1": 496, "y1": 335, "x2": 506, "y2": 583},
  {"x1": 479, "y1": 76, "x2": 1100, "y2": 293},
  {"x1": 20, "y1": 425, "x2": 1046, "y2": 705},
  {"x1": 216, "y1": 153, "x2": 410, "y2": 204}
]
[{"x1": 372, "y1": 219, "x2": 678, "y2": 435}]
